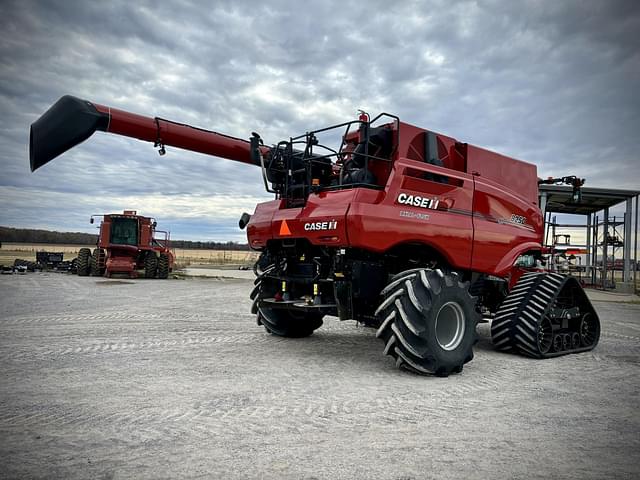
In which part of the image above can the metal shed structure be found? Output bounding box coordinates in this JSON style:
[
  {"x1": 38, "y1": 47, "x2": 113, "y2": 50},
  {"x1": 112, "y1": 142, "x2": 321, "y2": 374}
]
[{"x1": 539, "y1": 184, "x2": 639, "y2": 292}]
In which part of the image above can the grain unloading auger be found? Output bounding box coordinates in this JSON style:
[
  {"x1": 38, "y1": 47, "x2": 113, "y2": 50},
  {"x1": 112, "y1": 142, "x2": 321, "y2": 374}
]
[{"x1": 30, "y1": 95, "x2": 600, "y2": 376}]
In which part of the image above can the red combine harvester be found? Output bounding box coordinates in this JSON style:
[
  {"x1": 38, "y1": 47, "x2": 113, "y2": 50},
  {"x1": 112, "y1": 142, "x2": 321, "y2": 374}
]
[
  {"x1": 29, "y1": 96, "x2": 600, "y2": 375},
  {"x1": 76, "y1": 210, "x2": 174, "y2": 279}
]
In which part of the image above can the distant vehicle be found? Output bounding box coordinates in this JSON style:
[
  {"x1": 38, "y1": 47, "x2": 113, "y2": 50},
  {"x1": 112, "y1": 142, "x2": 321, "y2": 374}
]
[
  {"x1": 15, "y1": 265, "x2": 27, "y2": 274},
  {"x1": 1, "y1": 265, "x2": 14, "y2": 274},
  {"x1": 76, "y1": 210, "x2": 175, "y2": 279}
]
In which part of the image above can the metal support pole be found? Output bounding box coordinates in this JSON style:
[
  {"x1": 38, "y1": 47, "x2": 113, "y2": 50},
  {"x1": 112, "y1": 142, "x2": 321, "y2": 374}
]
[
  {"x1": 623, "y1": 198, "x2": 632, "y2": 283},
  {"x1": 543, "y1": 210, "x2": 551, "y2": 250},
  {"x1": 586, "y1": 213, "x2": 592, "y2": 282},
  {"x1": 635, "y1": 195, "x2": 638, "y2": 293},
  {"x1": 552, "y1": 215, "x2": 557, "y2": 272},
  {"x1": 592, "y1": 215, "x2": 599, "y2": 285},
  {"x1": 539, "y1": 191, "x2": 548, "y2": 219},
  {"x1": 603, "y1": 208, "x2": 609, "y2": 288}
]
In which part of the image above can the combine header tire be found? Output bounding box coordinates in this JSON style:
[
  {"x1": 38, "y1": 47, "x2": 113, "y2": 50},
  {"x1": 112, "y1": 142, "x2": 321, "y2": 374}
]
[
  {"x1": 376, "y1": 269, "x2": 480, "y2": 376},
  {"x1": 77, "y1": 248, "x2": 91, "y2": 276},
  {"x1": 90, "y1": 248, "x2": 105, "y2": 276},
  {"x1": 257, "y1": 308, "x2": 323, "y2": 338},
  {"x1": 157, "y1": 253, "x2": 170, "y2": 279},
  {"x1": 144, "y1": 253, "x2": 158, "y2": 278},
  {"x1": 251, "y1": 268, "x2": 323, "y2": 338},
  {"x1": 491, "y1": 272, "x2": 600, "y2": 358}
]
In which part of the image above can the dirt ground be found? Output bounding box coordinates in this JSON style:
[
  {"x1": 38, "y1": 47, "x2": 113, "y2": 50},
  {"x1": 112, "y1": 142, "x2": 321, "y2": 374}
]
[{"x1": 0, "y1": 273, "x2": 638, "y2": 479}]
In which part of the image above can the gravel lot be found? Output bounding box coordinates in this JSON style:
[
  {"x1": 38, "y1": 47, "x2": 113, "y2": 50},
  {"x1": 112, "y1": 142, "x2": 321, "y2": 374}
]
[{"x1": 1, "y1": 273, "x2": 639, "y2": 479}]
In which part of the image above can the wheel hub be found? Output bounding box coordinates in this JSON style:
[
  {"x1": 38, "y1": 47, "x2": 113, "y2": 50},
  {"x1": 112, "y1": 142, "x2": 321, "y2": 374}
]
[{"x1": 435, "y1": 302, "x2": 466, "y2": 351}]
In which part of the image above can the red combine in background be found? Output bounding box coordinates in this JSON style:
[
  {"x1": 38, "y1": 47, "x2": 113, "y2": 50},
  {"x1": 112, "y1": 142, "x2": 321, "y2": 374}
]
[
  {"x1": 29, "y1": 96, "x2": 600, "y2": 376},
  {"x1": 77, "y1": 210, "x2": 174, "y2": 279}
]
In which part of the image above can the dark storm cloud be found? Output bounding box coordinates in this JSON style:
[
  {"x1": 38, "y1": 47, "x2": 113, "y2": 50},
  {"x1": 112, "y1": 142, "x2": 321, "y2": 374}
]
[{"x1": 1, "y1": 0, "x2": 638, "y2": 239}]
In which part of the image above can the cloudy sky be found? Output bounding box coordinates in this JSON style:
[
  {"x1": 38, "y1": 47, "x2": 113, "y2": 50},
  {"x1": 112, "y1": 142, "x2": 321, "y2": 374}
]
[{"x1": 1, "y1": 0, "x2": 638, "y2": 241}]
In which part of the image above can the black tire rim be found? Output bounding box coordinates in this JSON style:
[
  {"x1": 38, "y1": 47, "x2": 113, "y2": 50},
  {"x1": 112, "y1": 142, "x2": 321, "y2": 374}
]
[
  {"x1": 553, "y1": 334, "x2": 563, "y2": 352},
  {"x1": 537, "y1": 316, "x2": 553, "y2": 354}
]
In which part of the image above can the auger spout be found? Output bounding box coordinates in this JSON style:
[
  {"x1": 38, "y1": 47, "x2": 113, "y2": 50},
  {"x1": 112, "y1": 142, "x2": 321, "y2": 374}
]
[{"x1": 29, "y1": 95, "x2": 265, "y2": 171}]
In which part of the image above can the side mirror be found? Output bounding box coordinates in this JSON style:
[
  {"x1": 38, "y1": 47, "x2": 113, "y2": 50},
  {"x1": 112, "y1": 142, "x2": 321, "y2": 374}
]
[
  {"x1": 90, "y1": 217, "x2": 94, "y2": 224},
  {"x1": 239, "y1": 212, "x2": 251, "y2": 230}
]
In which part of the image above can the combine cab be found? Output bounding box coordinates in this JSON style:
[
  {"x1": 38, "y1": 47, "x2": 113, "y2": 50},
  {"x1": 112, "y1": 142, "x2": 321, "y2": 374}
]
[
  {"x1": 29, "y1": 95, "x2": 601, "y2": 375},
  {"x1": 76, "y1": 210, "x2": 175, "y2": 279}
]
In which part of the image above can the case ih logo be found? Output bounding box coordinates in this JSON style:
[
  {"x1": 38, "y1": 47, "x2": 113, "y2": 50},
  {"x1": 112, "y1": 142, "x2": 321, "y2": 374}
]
[
  {"x1": 397, "y1": 193, "x2": 440, "y2": 210},
  {"x1": 304, "y1": 220, "x2": 338, "y2": 231}
]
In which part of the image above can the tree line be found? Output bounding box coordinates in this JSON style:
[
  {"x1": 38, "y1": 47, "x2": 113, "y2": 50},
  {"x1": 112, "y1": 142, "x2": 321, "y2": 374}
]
[{"x1": 0, "y1": 226, "x2": 250, "y2": 251}]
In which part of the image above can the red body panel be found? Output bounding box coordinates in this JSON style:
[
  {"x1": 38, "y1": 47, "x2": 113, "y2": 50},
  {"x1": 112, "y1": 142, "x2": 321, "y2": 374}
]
[
  {"x1": 471, "y1": 176, "x2": 543, "y2": 276},
  {"x1": 248, "y1": 151, "x2": 542, "y2": 278},
  {"x1": 466, "y1": 144, "x2": 538, "y2": 206},
  {"x1": 348, "y1": 159, "x2": 474, "y2": 268}
]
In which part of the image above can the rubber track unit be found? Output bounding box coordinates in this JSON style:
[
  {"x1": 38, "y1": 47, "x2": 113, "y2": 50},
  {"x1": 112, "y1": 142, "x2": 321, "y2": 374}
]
[
  {"x1": 375, "y1": 268, "x2": 479, "y2": 377},
  {"x1": 491, "y1": 272, "x2": 601, "y2": 358}
]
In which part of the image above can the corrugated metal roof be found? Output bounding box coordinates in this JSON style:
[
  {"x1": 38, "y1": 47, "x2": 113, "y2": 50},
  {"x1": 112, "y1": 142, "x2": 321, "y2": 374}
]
[{"x1": 539, "y1": 184, "x2": 639, "y2": 214}]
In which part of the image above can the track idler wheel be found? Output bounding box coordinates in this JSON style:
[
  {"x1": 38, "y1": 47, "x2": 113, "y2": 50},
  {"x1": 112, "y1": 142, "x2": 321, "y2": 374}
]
[
  {"x1": 375, "y1": 269, "x2": 480, "y2": 376},
  {"x1": 537, "y1": 316, "x2": 553, "y2": 354},
  {"x1": 579, "y1": 312, "x2": 600, "y2": 348}
]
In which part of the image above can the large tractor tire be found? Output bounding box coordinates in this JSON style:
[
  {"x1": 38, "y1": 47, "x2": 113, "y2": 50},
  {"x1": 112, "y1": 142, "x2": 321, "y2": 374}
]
[
  {"x1": 157, "y1": 253, "x2": 170, "y2": 279},
  {"x1": 144, "y1": 252, "x2": 158, "y2": 278},
  {"x1": 375, "y1": 268, "x2": 480, "y2": 376},
  {"x1": 76, "y1": 248, "x2": 91, "y2": 276},
  {"x1": 90, "y1": 248, "x2": 105, "y2": 276}
]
